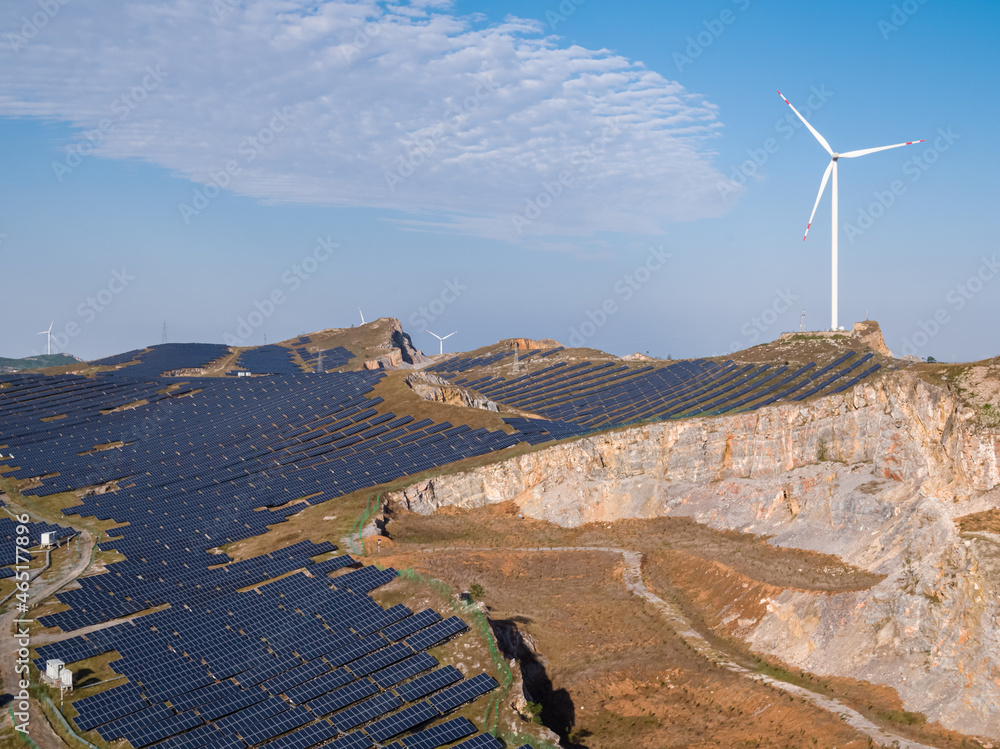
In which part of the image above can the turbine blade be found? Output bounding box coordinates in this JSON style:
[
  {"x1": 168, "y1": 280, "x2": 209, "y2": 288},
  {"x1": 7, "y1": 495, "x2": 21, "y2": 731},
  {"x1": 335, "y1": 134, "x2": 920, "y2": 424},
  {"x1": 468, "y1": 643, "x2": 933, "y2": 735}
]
[
  {"x1": 777, "y1": 90, "x2": 833, "y2": 155},
  {"x1": 803, "y1": 162, "x2": 834, "y2": 242},
  {"x1": 840, "y1": 140, "x2": 925, "y2": 158}
]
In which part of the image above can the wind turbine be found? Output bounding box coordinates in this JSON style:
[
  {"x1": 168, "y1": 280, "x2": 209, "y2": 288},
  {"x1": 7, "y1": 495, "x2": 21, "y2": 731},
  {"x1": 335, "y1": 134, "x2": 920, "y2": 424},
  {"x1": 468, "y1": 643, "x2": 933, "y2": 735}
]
[
  {"x1": 777, "y1": 90, "x2": 924, "y2": 331},
  {"x1": 358, "y1": 307, "x2": 365, "y2": 325},
  {"x1": 37, "y1": 321, "x2": 54, "y2": 355},
  {"x1": 426, "y1": 329, "x2": 456, "y2": 356}
]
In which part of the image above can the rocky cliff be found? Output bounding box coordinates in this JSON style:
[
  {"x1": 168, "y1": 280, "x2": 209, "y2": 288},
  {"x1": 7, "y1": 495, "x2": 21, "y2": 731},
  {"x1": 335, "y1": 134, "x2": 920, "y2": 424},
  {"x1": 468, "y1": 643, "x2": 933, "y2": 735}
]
[
  {"x1": 405, "y1": 372, "x2": 500, "y2": 412},
  {"x1": 387, "y1": 370, "x2": 1000, "y2": 739}
]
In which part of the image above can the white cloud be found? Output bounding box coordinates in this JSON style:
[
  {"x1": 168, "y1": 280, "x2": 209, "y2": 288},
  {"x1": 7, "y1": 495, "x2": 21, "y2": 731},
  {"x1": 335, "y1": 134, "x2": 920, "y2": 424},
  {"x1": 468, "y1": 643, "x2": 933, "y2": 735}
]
[{"x1": 0, "y1": 0, "x2": 741, "y2": 243}]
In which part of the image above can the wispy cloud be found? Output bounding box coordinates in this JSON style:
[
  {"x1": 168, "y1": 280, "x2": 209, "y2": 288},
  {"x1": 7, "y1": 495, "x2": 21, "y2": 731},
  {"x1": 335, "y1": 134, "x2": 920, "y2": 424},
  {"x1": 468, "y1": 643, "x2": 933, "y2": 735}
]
[{"x1": 0, "y1": 0, "x2": 740, "y2": 243}]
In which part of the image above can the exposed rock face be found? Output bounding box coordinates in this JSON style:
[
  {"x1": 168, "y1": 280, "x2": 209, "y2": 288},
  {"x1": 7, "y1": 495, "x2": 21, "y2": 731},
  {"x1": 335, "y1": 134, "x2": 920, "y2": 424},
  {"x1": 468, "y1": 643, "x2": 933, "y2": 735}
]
[
  {"x1": 776, "y1": 319, "x2": 893, "y2": 358},
  {"x1": 390, "y1": 320, "x2": 429, "y2": 365},
  {"x1": 853, "y1": 320, "x2": 893, "y2": 357},
  {"x1": 387, "y1": 371, "x2": 1000, "y2": 738},
  {"x1": 405, "y1": 372, "x2": 499, "y2": 412},
  {"x1": 364, "y1": 349, "x2": 403, "y2": 370},
  {"x1": 501, "y1": 338, "x2": 562, "y2": 351},
  {"x1": 361, "y1": 318, "x2": 430, "y2": 369}
]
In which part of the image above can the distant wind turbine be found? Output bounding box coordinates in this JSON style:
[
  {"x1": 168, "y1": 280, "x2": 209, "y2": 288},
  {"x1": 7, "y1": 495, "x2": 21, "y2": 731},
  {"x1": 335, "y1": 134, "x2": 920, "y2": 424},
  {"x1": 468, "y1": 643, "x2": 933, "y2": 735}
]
[
  {"x1": 37, "y1": 321, "x2": 54, "y2": 355},
  {"x1": 358, "y1": 307, "x2": 365, "y2": 325},
  {"x1": 426, "y1": 329, "x2": 457, "y2": 356},
  {"x1": 778, "y1": 90, "x2": 924, "y2": 331}
]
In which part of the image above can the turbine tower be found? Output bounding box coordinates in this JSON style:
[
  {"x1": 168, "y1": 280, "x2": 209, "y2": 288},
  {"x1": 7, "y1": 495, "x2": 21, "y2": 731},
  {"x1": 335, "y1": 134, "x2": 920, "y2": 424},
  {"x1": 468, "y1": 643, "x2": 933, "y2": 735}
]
[
  {"x1": 777, "y1": 90, "x2": 924, "y2": 331},
  {"x1": 426, "y1": 329, "x2": 457, "y2": 356},
  {"x1": 37, "y1": 321, "x2": 54, "y2": 355}
]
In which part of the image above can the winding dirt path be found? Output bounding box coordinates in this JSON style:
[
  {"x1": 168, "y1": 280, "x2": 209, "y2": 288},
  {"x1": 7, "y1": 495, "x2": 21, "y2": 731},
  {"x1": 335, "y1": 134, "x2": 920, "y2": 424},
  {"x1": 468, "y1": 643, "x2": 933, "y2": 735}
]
[{"x1": 415, "y1": 544, "x2": 941, "y2": 749}]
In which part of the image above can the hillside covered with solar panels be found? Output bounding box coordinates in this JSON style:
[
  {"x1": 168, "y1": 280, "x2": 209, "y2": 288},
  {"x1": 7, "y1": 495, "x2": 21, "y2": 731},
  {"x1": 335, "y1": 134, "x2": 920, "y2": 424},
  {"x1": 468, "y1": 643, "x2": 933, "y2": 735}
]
[{"x1": 4, "y1": 317, "x2": 999, "y2": 749}]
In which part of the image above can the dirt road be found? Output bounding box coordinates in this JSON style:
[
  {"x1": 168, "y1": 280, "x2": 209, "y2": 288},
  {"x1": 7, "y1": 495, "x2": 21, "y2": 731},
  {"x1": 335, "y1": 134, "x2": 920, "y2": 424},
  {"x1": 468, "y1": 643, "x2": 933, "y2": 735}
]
[
  {"x1": 2, "y1": 497, "x2": 95, "y2": 749},
  {"x1": 414, "y1": 544, "x2": 942, "y2": 749}
]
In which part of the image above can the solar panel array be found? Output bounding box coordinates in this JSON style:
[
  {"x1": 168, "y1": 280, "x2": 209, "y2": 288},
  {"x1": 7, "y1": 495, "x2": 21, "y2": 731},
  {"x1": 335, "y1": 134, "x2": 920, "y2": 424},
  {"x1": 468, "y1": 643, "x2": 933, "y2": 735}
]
[
  {"x1": 233, "y1": 345, "x2": 302, "y2": 375},
  {"x1": 0, "y1": 363, "x2": 524, "y2": 747},
  {"x1": 94, "y1": 343, "x2": 231, "y2": 378},
  {"x1": 3, "y1": 336, "x2": 885, "y2": 747},
  {"x1": 24, "y1": 549, "x2": 505, "y2": 747},
  {"x1": 292, "y1": 336, "x2": 356, "y2": 372},
  {"x1": 432, "y1": 351, "x2": 885, "y2": 441}
]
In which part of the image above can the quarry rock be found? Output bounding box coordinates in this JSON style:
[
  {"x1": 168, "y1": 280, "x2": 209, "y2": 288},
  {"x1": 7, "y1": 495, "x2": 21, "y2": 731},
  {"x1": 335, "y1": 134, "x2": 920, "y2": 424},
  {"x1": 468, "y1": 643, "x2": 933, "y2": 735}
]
[
  {"x1": 405, "y1": 372, "x2": 499, "y2": 411},
  {"x1": 388, "y1": 370, "x2": 1000, "y2": 738}
]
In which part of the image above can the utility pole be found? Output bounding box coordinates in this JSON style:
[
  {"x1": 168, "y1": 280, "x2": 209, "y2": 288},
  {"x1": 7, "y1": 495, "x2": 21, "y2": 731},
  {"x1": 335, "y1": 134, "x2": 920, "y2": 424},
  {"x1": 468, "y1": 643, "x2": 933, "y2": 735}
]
[{"x1": 511, "y1": 340, "x2": 519, "y2": 375}]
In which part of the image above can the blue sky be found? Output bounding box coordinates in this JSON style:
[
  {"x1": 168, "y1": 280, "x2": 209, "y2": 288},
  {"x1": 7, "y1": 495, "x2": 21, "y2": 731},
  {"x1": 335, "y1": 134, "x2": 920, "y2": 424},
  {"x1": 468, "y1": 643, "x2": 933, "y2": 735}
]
[{"x1": 1, "y1": 0, "x2": 996, "y2": 362}]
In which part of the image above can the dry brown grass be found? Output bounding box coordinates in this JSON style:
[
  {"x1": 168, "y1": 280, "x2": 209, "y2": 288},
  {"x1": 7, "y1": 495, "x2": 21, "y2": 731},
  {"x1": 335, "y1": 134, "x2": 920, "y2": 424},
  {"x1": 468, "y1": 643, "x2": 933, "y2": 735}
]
[
  {"x1": 956, "y1": 509, "x2": 1000, "y2": 535},
  {"x1": 366, "y1": 502, "x2": 988, "y2": 748},
  {"x1": 386, "y1": 501, "x2": 883, "y2": 593},
  {"x1": 377, "y1": 545, "x2": 873, "y2": 748},
  {"x1": 646, "y1": 549, "x2": 987, "y2": 749},
  {"x1": 369, "y1": 371, "x2": 516, "y2": 433}
]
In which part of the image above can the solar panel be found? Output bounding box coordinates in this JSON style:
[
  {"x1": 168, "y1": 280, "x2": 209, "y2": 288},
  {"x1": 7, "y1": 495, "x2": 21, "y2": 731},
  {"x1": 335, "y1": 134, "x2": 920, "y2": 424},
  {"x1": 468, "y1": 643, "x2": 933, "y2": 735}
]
[
  {"x1": 306, "y1": 678, "x2": 379, "y2": 717},
  {"x1": 427, "y1": 673, "x2": 500, "y2": 712},
  {"x1": 404, "y1": 616, "x2": 467, "y2": 651},
  {"x1": 257, "y1": 719, "x2": 339, "y2": 749},
  {"x1": 395, "y1": 666, "x2": 463, "y2": 702},
  {"x1": 331, "y1": 690, "x2": 403, "y2": 732},
  {"x1": 363, "y1": 700, "x2": 439, "y2": 742},
  {"x1": 449, "y1": 734, "x2": 504, "y2": 749},
  {"x1": 371, "y1": 652, "x2": 437, "y2": 689},
  {"x1": 400, "y1": 717, "x2": 477, "y2": 748}
]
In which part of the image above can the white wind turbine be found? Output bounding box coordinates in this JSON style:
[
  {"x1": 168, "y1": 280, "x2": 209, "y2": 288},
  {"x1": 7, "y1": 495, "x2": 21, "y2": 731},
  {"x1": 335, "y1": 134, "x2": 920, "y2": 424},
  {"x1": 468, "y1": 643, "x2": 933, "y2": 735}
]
[
  {"x1": 358, "y1": 307, "x2": 365, "y2": 325},
  {"x1": 37, "y1": 321, "x2": 55, "y2": 355},
  {"x1": 778, "y1": 90, "x2": 924, "y2": 331},
  {"x1": 426, "y1": 329, "x2": 457, "y2": 356}
]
